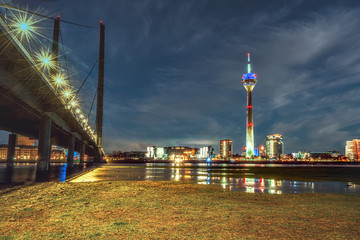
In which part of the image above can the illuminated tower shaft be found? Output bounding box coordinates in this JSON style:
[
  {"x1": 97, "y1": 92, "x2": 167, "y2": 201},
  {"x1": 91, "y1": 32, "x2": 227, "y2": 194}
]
[
  {"x1": 242, "y1": 53, "x2": 257, "y2": 158},
  {"x1": 246, "y1": 90, "x2": 254, "y2": 157}
]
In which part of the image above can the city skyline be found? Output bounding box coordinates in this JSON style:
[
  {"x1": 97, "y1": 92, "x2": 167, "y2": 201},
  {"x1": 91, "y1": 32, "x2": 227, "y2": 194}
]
[{"x1": 0, "y1": 0, "x2": 360, "y2": 154}]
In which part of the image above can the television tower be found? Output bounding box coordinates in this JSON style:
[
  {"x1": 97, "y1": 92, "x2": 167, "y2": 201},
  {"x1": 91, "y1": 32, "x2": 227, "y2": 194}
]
[{"x1": 242, "y1": 53, "x2": 257, "y2": 158}]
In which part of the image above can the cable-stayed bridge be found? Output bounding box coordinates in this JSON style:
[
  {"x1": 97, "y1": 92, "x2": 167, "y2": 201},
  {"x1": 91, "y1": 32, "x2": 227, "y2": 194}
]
[{"x1": 0, "y1": 5, "x2": 105, "y2": 170}]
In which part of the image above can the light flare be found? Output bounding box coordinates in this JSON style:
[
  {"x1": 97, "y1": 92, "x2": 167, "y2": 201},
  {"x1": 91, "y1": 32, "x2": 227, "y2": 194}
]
[
  {"x1": 69, "y1": 100, "x2": 78, "y2": 107},
  {"x1": 52, "y1": 73, "x2": 67, "y2": 87},
  {"x1": 9, "y1": 11, "x2": 41, "y2": 42},
  {"x1": 36, "y1": 49, "x2": 56, "y2": 72},
  {"x1": 61, "y1": 88, "x2": 73, "y2": 99}
]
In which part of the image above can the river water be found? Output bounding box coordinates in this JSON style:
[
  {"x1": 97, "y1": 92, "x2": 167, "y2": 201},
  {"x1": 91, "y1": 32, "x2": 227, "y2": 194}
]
[
  {"x1": 1, "y1": 163, "x2": 359, "y2": 194},
  {"x1": 70, "y1": 163, "x2": 360, "y2": 194},
  {"x1": 0, "y1": 163, "x2": 97, "y2": 183}
]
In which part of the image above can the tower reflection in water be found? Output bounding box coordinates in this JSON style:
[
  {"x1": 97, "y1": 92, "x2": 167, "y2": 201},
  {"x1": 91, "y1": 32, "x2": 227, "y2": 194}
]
[
  {"x1": 167, "y1": 165, "x2": 284, "y2": 194},
  {"x1": 67, "y1": 164, "x2": 360, "y2": 194}
]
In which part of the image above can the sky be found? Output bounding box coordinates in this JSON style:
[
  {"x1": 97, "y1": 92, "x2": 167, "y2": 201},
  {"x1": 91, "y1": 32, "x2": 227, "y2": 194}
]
[{"x1": 1, "y1": 0, "x2": 360, "y2": 154}]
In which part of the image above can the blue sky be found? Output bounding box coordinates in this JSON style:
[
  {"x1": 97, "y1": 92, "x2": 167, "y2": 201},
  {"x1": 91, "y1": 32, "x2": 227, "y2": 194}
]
[{"x1": 1, "y1": 0, "x2": 360, "y2": 154}]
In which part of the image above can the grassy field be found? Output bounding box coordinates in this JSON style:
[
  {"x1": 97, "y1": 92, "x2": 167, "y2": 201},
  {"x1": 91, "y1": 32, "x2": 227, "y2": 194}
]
[{"x1": 0, "y1": 181, "x2": 359, "y2": 239}]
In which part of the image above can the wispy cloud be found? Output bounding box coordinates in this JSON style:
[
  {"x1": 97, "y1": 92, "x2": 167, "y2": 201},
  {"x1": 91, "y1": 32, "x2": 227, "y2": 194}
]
[{"x1": 3, "y1": 1, "x2": 360, "y2": 154}]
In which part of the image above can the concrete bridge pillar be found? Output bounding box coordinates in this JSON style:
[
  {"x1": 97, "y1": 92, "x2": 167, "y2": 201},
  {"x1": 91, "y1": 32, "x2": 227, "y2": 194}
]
[
  {"x1": 67, "y1": 133, "x2": 75, "y2": 168},
  {"x1": 79, "y1": 141, "x2": 85, "y2": 167},
  {"x1": 37, "y1": 117, "x2": 52, "y2": 171},
  {"x1": 6, "y1": 133, "x2": 17, "y2": 168}
]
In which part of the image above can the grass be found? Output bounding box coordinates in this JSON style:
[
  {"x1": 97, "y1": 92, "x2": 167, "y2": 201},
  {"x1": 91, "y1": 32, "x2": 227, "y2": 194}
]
[{"x1": 0, "y1": 180, "x2": 359, "y2": 239}]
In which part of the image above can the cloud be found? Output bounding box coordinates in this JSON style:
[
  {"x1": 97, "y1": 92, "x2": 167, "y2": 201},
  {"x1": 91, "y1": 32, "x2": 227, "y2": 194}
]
[{"x1": 3, "y1": 1, "x2": 360, "y2": 155}]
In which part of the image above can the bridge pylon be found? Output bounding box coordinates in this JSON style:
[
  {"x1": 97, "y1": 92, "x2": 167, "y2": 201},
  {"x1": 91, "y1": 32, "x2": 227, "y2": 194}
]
[{"x1": 95, "y1": 20, "x2": 105, "y2": 161}]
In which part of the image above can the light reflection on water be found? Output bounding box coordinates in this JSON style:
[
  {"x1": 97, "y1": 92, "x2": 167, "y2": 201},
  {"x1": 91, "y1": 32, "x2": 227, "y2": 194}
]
[
  {"x1": 0, "y1": 163, "x2": 95, "y2": 183},
  {"x1": 70, "y1": 163, "x2": 360, "y2": 194}
]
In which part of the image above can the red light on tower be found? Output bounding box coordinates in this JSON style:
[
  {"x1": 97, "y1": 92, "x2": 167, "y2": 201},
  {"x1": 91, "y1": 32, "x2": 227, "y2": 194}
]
[{"x1": 100, "y1": 20, "x2": 103, "y2": 24}]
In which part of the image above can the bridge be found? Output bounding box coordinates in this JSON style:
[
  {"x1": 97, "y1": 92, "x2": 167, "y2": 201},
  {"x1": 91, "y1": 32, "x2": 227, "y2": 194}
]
[{"x1": 0, "y1": 5, "x2": 105, "y2": 170}]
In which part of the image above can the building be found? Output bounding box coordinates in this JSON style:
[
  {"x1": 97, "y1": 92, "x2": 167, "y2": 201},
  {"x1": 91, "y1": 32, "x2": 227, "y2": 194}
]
[
  {"x1": 266, "y1": 134, "x2": 284, "y2": 159},
  {"x1": 291, "y1": 151, "x2": 342, "y2": 161},
  {"x1": 292, "y1": 151, "x2": 311, "y2": 159},
  {"x1": 155, "y1": 147, "x2": 166, "y2": 159},
  {"x1": 345, "y1": 139, "x2": 360, "y2": 160},
  {"x1": 220, "y1": 139, "x2": 233, "y2": 159},
  {"x1": 17, "y1": 135, "x2": 36, "y2": 146},
  {"x1": 242, "y1": 53, "x2": 257, "y2": 158},
  {"x1": 165, "y1": 146, "x2": 197, "y2": 160},
  {"x1": 259, "y1": 145, "x2": 266, "y2": 158},
  {"x1": 146, "y1": 146, "x2": 156, "y2": 158},
  {"x1": 0, "y1": 144, "x2": 38, "y2": 160},
  {"x1": 310, "y1": 151, "x2": 341, "y2": 161},
  {"x1": 199, "y1": 146, "x2": 214, "y2": 159},
  {"x1": 241, "y1": 146, "x2": 246, "y2": 156},
  {"x1": 51, "y1": 149, "x2": 66, "y2": 160},
  {"x1": 123, "y1": 151, "x2": 146, "y2": 159},
  {"x1": 146, "y1": 146, "x2": 215, "y2": 160},
  {"x1": 0, "y1": 135, "x2": 38, "y2": 161}
]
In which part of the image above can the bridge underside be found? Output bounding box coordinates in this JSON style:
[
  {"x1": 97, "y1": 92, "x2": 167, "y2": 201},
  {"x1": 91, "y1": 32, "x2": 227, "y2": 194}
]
[
  {"x1": 0, "y1": 84, "x2": 94, "y2": 154},
  {"x1": 0, "y1": 24, "x2": 102, "y2": 166}
]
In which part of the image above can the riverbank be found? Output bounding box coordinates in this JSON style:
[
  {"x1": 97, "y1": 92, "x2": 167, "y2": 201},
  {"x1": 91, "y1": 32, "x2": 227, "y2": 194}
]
[
  {"x1": 108, "y1": 159, "x2": 360, "y2": 165},
  {"x1": 0, "y1": 181, "x2": 359, "y2": 239}
]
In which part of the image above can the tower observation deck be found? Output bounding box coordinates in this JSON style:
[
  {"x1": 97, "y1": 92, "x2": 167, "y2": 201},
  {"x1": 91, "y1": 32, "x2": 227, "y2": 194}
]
[{"x1": 242, "y1": 53, "x2": 257, "y2": 158}]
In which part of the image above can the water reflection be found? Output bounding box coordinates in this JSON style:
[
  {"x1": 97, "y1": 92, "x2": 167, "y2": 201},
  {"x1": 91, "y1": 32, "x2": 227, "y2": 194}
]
[
  {"x1": 0, "y1": 163, "x2": 95, "y2": 183},
  {"x1": 70, "y1": 163, "x2": 360, "y2": 194}
]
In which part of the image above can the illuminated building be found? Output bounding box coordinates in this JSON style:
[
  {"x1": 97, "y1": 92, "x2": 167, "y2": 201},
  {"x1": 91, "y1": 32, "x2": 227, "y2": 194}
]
[
  {"x1": 146, "y1": 146, "x2": 209, "y2": 160},
  {"x1": 199, "y1": 146, "x2": 214, "y2": 159},
  {"x1": 0, "y1": 144, "x2": 37, "y2": 160},
  {"x1": 242, "y1": 53, "x2": 257, "y2": 158},
  {"x1": 259, "y1": 145, "x2": 266, "y2": 158},
  {"x1": 241, "y1": 146, "x2": 246, "y2": 156},
  {"x1": 345, "y1": 139, "x2": 360, "y2": 160},
  {"x1": 0, "y1": 140, "x2": 87, "y2": 162},
  {"x1": 155, "y1": 147, "x2": 165, "y2": 159},
  {"x1": 292, "y1": 151, "x2": 310, "y2": 159},
  {"x1": 51, "y1": 149, "x2": 66, "y2": 160},
  {"x1": 17, "y1": 135, "x2": 36, "y2": 146},
  {"x1": 165, "y1": 146, "x2": 196, "y2": 160},
  {"x1": 220, "y1": 139, "x2": 233, "y2": 159},
  {"x1": 146, "y1": 146, "x2": 156, "y2": 158},
  {"x1": 254, "y1": 148, "x2": 259, "y2": 157},
  {"x1": 265, "y1": 134, "x2": 284, "y2": 159}
]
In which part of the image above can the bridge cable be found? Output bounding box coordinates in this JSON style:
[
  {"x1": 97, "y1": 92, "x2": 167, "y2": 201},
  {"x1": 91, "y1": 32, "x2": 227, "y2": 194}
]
[
  {"x1": 88, "y1": 89, "x2": 98, "y2": 126},
  {"x1": 74, "y1": 57, "x2": 99, "y2": 99},
  {"x1": 0, "y1": 4, "x2": 100, "y2": 29},
  {"x1": 59, "y1": 28, "x2": 72, "y2": 89}
]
